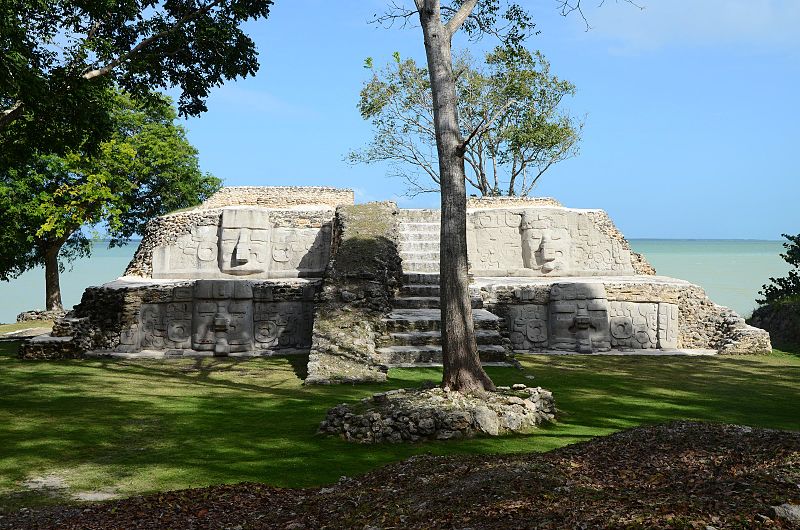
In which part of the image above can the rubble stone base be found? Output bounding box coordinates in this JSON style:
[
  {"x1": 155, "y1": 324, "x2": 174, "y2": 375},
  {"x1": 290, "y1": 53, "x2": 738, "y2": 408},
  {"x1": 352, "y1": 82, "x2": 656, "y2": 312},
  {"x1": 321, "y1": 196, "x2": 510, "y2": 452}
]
[{"x1": 319, "y1": 384, "x2": 555, "y2": 443}]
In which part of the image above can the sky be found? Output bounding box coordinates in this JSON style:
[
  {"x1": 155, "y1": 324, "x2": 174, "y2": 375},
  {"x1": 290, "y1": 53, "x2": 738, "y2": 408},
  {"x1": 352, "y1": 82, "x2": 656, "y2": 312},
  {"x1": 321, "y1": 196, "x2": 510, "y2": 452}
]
[{"x1": 178, "y1": 0, "x2": 800, "y2": 240}]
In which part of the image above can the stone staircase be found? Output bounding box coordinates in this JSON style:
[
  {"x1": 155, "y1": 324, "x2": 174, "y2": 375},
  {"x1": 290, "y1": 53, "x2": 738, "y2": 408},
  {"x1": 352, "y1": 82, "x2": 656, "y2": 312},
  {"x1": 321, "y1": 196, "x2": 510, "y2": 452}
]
[{"x1": 375, "y1": 210, "x2": 509, "y2": 367}]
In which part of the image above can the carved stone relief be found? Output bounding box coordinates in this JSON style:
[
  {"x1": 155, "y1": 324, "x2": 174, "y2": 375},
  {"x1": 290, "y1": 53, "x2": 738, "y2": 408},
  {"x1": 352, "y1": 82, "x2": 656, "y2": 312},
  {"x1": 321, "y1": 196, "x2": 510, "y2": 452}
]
[
  {"x1": 218, "y1": 209, "x2": 271, "y2": 275},
  {"x1": 503, "y1": 285, "x2": 682, "y2": 352},
  {"x1": 254, "y1": 302, "x2": 313, "y2": 350},
  {"x1": 608, "y1": 302, "x2": 658, "y2": 349},
  {"x1": 657, "y1": 303, "x2": 679, "y2": 349},
  {"x1": 507, "y1": 304, "x2": 548, "y2": 351},
  {"x1": 467, "y1": 208, "x2": 636, "y2": 277},
  {"x1": 151, "y1": 207, "x2": 331, "y2": 279},
  {"x1": 548, "y1": 283, "x2": 611, "y2": 353},
  {"x1": 121, "y1": 280, "x2": 314, "y2": 355},
  {"x1": 191, "y1": 280, "x2": 254, "y2": 355}
]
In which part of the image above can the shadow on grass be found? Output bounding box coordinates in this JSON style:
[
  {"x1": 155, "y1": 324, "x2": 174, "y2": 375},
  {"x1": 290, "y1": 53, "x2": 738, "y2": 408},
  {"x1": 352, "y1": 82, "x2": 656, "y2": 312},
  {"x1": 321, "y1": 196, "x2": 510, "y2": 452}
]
[{"x1": 0, "y1": 351, "x2": 798, "y2": 512}]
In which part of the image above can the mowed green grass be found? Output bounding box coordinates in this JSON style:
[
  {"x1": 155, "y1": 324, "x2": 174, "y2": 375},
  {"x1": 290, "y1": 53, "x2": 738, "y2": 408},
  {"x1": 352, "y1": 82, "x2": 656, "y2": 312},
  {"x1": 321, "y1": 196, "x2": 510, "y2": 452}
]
[{"x1": 0, "y1": 341, "x2": 798, "y2": 511}]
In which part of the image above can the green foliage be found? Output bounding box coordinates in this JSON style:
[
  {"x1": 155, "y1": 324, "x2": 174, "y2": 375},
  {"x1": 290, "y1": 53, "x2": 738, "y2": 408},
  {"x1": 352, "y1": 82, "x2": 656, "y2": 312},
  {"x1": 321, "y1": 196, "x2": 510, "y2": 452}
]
[
  {"x1": 350, "y1": 46, "x2": 581, "y2": 196},
  {"x1": 0, "y1": 91, "x2": 221, "y2": 283},
  {"x1": 0, "y1": 352, "x2": 798, "y2": 509},
  {"x1": 758, "y1": 233, "x2": 800, "y2": 305},
  {"x1": 0, "y1": 0, "x2": 273, "y2": 161}
]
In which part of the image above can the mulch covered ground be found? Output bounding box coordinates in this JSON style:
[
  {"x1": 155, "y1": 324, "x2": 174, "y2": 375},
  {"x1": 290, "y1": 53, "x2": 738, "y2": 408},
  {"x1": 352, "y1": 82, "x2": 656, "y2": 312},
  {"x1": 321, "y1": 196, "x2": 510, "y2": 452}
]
[{"x1": 2, "y1": 421, "x2": 799, "y2": 529}]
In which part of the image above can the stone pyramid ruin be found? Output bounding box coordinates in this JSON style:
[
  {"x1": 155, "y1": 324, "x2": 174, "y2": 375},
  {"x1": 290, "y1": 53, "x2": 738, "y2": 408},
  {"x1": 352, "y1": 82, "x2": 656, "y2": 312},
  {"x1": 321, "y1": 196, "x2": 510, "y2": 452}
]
[{"x1": 21, "y1": 186, "x2": 772, "y2": 384}]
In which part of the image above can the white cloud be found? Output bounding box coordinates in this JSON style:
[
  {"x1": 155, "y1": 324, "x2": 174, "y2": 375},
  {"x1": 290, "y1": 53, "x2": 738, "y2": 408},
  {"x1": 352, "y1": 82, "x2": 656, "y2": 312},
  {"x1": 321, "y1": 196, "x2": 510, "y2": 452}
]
[{"x1": 572, "y1": 0, "x2": 800, "y2": 53}]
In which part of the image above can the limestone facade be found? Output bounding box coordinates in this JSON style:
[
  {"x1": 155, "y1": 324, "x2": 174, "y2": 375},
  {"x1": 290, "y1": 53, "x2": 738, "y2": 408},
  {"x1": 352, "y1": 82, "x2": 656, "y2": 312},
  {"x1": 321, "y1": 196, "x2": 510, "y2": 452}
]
[{"x1": 466, "y1": 208, "x2": 645, "y2": 277}]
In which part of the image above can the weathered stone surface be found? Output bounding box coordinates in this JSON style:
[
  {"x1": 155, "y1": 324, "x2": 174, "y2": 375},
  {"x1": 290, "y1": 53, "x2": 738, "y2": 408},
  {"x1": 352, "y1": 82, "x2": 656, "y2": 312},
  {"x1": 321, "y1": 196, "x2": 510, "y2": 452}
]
[
  {"x1": 549, "y1": 283, "x2": 611, "y2": 353},
  {"x1": 199, "y1": 186, "x2": 354, "y2": 210},
  {"x1": 479, "y1": 277, "x2": 771, "y2": 354},
  {"x1": 305, "y1": 202, "x2": 403, "y2": 385},
  {"x1": 16, "y1": 309, "x2": 66, "y2": 322},
  {"x1": 771, "y1": 504, "x2": 800, "y2": 525},
  {"x1": 467, "y1": 208, "x2": 640, "y2": 277},
  {"x1": 150, "y1": 207, "x2": 332, "y2": 280},
  {"x1": 319, "y1": 385, "x2": 555, "y2": 443}
]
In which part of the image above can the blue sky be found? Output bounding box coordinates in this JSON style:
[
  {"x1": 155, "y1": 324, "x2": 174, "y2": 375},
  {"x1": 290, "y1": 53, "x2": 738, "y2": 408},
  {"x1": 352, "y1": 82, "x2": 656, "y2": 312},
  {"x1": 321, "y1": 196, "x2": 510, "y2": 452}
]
[{"x1": 179, "y1": 0, "x2": 799, "y2": 239}]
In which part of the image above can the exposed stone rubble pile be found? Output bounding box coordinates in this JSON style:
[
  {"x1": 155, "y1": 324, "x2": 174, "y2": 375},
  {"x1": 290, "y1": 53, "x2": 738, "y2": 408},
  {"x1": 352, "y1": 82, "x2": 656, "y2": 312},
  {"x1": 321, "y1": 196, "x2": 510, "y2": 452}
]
[
  {"x1": 319, "y1": 384, "x2": 556, "y2": 443},
  {"x1": 15, "y1": 309, "x2": 66, "y2": 322},
  {"x1": 714, "y1": 307, "x2": 773, "y2": 354}
]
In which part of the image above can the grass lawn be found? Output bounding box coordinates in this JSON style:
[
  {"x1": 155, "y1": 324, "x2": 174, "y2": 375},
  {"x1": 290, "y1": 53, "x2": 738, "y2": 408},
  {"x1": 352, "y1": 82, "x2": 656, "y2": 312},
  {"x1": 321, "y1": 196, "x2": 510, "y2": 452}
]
[
  {"x1": 0, "y1": 341, "x2": 798, "y2": 512},
  {"x1": 0, "y1": 321, "x2": 53, "y2": 334}
]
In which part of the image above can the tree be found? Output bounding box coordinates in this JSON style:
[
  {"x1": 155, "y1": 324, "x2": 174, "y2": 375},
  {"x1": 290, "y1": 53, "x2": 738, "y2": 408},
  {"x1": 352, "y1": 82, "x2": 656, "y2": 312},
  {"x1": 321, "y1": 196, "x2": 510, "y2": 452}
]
[
  {"x1": 0, "y1": 91, "x2": 221, "y2": 311},
  {"x1": 376, "y1": 0, "x2": 535, "y2": 393},
  {"x1": 758, "y1": 233, "x2": 800, "y2": 305},
  {"x1": 0, "y1": 0, "x2": 273, "y2": 163},
  {"x1": 352, "y1": 47, "x2": 581, "y2": 196}
]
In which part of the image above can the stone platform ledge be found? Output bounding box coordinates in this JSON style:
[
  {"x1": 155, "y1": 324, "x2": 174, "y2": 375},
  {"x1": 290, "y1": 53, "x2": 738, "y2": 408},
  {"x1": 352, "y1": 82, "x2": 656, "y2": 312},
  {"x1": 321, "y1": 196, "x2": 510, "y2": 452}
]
[
  {"x1": 85, "y1": 348, "x2": 310, "y2": 359},
  {"x1": 387, "y1": 361, "x2": 513, "y2": 368},
  {"x1": 100, "y1": 276, "x2": 322, "y2": 289},
  {"x1": 472, "y1": 274, "x2": 693, "y2": 290},
  {"x1": 164, "y1": 203, "x2": 338, "y2": 217},
  {"x1": 514, "y1": 349, "x2": 717, "y2": 356}
]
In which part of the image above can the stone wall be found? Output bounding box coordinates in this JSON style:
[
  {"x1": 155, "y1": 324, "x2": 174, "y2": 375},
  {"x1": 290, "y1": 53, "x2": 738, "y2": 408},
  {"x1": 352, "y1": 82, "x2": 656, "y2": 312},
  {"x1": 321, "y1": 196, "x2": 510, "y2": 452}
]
[
  {"x1": 467, "y1": 196, "x2": 563, "y2": 209},
  {"x1": 22, "y1": 278, "x2": 321, "y2": 359},
  {"x1": 125, "y1": 208, "x2": 335, "y2": 279},
  {"x1": 466, "y1": 208, "x2": 651, "y2": 277},
  {"x1": 199, "y1": 186, "x2": 354, "y2": 209},
  {"x1": 477, "y1": 278, "x2": 772, "y2": 354},
  {"x1": 306, "y1": 202, "x2": 403, "y2": 384}
]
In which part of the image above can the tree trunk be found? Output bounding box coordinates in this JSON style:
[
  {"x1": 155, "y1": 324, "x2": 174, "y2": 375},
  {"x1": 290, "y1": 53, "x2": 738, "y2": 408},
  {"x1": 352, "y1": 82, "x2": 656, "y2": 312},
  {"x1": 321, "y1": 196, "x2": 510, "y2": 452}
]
[
  {"x1": 44, "y1": 242, "x2": 64, "y2": 312},
  {"x1": 418, "y1": 4, "x2": 495, "y2": 393}
]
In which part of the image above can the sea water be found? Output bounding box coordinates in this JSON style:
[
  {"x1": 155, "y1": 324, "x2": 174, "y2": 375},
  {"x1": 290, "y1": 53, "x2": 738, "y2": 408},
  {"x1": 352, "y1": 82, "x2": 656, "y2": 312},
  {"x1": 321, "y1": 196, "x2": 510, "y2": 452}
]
[{"x1": 0, "y1": 239, "x2": 789, "y2": 324}]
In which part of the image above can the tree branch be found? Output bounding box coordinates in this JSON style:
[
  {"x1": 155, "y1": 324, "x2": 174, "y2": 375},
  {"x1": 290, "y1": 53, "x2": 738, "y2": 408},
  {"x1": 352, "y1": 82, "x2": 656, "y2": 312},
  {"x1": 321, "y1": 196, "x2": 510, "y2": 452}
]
[
  {"x1": 461, "y1": 98, "x2": 517, "y2": 150},
  {"x1": 83, "y1": 0, "x2": 225, "y2": 80},
  {"x1": 444, "y1": 0, "x2": 478, "y2": 37},
  {"x1": 0, "y1": 101, "x2": 24, "y2": 128}
]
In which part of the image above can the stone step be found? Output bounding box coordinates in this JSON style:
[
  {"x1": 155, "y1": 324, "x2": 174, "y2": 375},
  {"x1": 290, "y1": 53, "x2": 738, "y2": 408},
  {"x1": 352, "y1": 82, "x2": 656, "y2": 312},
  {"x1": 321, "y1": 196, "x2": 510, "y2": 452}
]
[
  {"x1": 398, "y1": 240, "x2": 440, "y2": 252},
  {"x1": 397, "y1": 231, "x2": 441, "y2": 243},
  {"x1": 18, "y1": 334, "x2": 82, "y2": 360},
  {"x1": 399, "y1": 250, "x2": 440, "y2": 262},
  {"x1": 383, "y1": 308, "x2": 501, "y2": 332},
  {"x1": 403, "y1": 273, "x2": 440, "y2": 285},
  {"x1": 392, "y1": 296, "x2": 483, "y2": 309},
  {"x1": 381, "y1": 329, "x2": 504, "y2": 347},
  {"x1": 398, "y1": 221, "x2": 439, "y2": 233},
  {"x1": 401, "y1": 261, "x2": 439, "y2": 273},
  {"x1": 376, "y1": 344, "x2": 508, "y2": 366},
  {"x1": 400, "y1": 284, "x2": 440, "y2": 297},
  {"x1": 398, "y1": 209, "x2": 442, "y2": 223}
]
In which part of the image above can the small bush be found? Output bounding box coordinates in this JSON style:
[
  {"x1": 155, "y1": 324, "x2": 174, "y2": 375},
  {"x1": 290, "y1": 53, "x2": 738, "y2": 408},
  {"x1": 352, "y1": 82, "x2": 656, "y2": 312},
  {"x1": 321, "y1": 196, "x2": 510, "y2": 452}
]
[{"x1": 757, "y1": 233, "x2": 800, "y2": 305}]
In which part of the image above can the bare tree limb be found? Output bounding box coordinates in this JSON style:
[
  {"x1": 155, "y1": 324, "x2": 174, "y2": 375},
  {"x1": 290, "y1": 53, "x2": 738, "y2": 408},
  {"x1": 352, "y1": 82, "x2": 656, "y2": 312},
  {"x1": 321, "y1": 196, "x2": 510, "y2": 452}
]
[
  {"x1": 373, "y1": 0, "x2": 420, "y2": 29},
  {"x1": 558, "y1": 0, "x2": 644, "y2": 31},
  {"x1": 444, "y1": 0, "x2": 478, "y2": 37}
]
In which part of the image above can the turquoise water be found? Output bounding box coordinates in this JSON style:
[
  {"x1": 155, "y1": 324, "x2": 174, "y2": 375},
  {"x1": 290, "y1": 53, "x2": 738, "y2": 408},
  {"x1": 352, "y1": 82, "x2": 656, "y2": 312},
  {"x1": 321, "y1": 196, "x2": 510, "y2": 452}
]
[
  {"x1": 0, "y1": 239, "x2": 789, "y2": 323},
  {"x1": 629, "y1": 240, "x2": 789, "y2": 318}
]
